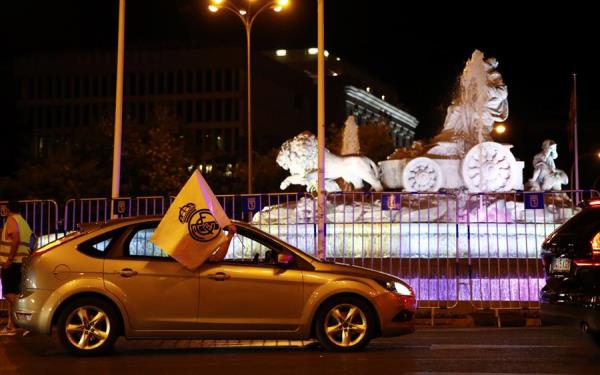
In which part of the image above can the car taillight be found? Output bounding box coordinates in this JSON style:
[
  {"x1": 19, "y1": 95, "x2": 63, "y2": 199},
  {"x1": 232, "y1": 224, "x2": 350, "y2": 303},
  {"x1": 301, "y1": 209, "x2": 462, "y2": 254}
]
[
  {"x1": 589, "y1": 200, "x2": 600, "y2": 208},
  {"x1": 592, "y1": 232, "x2": 600, "y2": 259},
  {"x1": 574, "y1": 259, "x2": 600, "y2": 267}
]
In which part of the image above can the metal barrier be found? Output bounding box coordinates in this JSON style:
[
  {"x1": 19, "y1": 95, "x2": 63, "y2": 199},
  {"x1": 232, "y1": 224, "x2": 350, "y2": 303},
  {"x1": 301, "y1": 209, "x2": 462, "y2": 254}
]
[
  {"x1": 3, "y1": 190, "x2": 599, "y2": 312},
  {"x1": 63, "y1": 198, "x2": 112, "y2": 232},
  {"x1": 325, "y1": 192, "x2": 460, "y2": 310}
]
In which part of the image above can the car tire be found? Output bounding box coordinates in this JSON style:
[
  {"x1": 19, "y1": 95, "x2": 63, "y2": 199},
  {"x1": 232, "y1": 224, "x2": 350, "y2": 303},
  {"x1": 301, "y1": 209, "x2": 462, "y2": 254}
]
[
  {"x1": 315, "y1": 296, "x2": 375, "y2": 352},
  {"x1": 56, "y1": 297, "x2": 120, "y2": 356}
]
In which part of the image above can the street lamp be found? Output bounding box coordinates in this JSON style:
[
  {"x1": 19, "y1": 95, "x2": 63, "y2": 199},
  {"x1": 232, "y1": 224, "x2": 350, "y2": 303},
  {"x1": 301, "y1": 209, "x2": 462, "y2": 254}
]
[
  {"x1": 493, "y1": 123, "x2": 506, "y2": 135},
  {"x1": 208, "y1": 0, "x2": 290, "y2": 194}
]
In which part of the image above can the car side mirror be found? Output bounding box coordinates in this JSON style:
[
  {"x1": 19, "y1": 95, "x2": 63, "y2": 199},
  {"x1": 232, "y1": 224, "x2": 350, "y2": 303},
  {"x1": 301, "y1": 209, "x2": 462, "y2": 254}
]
[{"x1": 277, "y1": 254, "x2": 294, "y2": 266}]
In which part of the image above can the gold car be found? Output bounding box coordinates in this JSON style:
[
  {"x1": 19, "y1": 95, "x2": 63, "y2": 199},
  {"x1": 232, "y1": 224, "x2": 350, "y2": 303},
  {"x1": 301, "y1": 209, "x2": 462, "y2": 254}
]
[{"x1": 15, "y1": 217, "x2": 416, "y2": 355}]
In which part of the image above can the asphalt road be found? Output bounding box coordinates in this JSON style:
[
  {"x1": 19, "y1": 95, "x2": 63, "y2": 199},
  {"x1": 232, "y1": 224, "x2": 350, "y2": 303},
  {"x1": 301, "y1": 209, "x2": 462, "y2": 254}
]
[{"x1": 2, "y1": 326, "x2": 600, "y2": 374}]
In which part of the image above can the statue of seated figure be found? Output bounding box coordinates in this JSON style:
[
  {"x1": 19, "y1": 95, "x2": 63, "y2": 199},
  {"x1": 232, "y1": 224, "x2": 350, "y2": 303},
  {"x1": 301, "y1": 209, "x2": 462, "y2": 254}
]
[{"x1": 528, "y1": 140, "x2": 568, "y2": 191}]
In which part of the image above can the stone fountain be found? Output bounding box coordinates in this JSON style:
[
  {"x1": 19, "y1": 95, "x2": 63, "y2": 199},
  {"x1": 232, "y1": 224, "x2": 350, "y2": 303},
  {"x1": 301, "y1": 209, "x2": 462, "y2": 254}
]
[{"x1": 379, "y1": 50, "x2": 524, "y2": 193}]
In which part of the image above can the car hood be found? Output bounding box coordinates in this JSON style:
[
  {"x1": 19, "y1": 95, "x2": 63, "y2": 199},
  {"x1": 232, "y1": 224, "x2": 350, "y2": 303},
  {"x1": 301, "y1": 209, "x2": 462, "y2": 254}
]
[{"x1": 313, "y1": 260, "x2": 401, "y2": 282}]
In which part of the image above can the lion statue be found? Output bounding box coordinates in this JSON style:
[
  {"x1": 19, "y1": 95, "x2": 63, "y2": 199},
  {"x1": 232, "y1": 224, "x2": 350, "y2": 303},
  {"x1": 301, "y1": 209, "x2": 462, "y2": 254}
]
[{"x1": 276, "y1": 131, "x2": 383, "y2": 192}]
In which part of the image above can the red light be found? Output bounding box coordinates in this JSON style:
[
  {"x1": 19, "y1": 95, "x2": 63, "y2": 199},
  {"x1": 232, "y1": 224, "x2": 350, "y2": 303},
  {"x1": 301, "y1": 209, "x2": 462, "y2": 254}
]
[
  {"x1": 592, "y1": 232, "x2": 600, "y2": 259},
  {"x1": 590, "y1": 200, "x2": 600, "y2": 207},
  {"x1": 574, "y1": 259, "x2": 600, "y2": 267}
]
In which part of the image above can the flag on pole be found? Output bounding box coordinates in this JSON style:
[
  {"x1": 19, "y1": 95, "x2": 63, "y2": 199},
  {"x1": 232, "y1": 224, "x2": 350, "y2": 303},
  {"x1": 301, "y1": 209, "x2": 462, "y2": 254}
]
[{"x1": 151, "y1": 170, "x2": 232, "y2": 270}]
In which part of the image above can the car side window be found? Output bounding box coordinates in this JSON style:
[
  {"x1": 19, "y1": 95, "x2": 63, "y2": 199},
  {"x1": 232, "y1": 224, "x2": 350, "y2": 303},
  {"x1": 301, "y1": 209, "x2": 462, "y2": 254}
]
[
  {"x1": 223, "y1": 231, "x2": 288, "y2": 266},
  {"x1": 78, "y1": 228, "x2": 125, "y2": 257},
  {"x1": 127, "y1": 227, "x2": 169, "y2": 258}
]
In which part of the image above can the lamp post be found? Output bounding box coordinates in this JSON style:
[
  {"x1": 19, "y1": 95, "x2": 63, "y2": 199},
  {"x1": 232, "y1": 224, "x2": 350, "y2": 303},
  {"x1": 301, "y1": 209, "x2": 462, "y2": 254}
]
[
  {"x1": 209, "y1": 0, "x2": 289, "y2": 194},
  {"x1": 111, "y1": 0, "x2": 125, "y2": 218}
]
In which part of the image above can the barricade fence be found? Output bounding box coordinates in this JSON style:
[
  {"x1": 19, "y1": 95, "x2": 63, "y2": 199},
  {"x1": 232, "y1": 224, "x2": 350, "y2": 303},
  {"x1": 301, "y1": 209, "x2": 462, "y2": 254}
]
[{"x1": 1, "y1": 189, "x2": 599, "y2": 311}]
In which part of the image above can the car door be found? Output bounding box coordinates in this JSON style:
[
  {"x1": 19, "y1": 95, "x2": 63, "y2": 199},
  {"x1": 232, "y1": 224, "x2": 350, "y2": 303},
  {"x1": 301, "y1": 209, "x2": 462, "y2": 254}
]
[
  {"x1": 103, "y1": 223, "x2": 199, "y2": 331},
  {"x1": 197, "y1": 228, "x2": 304, "y2": 331}
]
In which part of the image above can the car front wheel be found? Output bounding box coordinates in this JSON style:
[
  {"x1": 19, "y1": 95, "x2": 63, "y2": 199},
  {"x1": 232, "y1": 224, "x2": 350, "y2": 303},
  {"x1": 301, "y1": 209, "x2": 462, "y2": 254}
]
[
  {"x1": 315, "y1": 296, "x2": 375, "y2": 352},
  {"x1": 56, "y1": 297, "x2": 120, "y2": 356}
]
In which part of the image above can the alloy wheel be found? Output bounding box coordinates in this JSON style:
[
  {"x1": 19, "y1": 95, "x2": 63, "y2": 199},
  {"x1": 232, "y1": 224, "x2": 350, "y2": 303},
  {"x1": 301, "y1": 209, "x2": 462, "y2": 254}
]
[
  {"x1": 323, "y1": 303, "x2": 368, "y2": 347},
  {"x1": 64, "y1": 305, "x2": 111, "y2": 350}
]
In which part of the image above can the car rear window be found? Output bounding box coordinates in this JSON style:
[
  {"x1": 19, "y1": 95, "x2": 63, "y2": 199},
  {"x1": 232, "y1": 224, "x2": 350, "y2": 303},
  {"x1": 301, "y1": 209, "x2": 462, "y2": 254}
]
[{"x1": 552, "y1": 208, "x2": 600, "y2": 239}]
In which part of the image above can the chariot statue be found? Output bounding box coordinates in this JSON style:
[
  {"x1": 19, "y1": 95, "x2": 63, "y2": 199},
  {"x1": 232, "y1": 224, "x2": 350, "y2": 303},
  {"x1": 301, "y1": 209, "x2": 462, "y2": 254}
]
[{"x1": 379, "y1": 50, "x2": 524, "y2": 193}]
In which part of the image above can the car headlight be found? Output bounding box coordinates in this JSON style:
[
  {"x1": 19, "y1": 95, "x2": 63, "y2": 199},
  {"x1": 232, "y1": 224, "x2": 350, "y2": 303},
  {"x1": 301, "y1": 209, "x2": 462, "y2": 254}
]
[{"x1": 378, "y1": 280, "x2": 413, "y2": 296}]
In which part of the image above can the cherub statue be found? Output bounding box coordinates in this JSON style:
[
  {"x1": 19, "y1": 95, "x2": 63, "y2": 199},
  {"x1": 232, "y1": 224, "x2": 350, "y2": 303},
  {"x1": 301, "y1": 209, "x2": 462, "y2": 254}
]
[{"x1": 528, "y1": 139, "x2": 569, "y2": 191}]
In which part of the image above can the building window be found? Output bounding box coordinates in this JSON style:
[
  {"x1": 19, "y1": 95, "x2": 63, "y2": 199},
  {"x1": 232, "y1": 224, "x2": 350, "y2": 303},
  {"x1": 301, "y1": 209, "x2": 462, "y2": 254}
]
[
  {"x1": 196, "y1": 100, "x2": 204, "y2": 122},
  {"x1": 158, "y1": 72, "x2": 165, "y2": 94},
  {"x1": 167, "y1": 72, "x2": 174, "y2": 94},
  {"x1": 176, "y1": 101, "x2": 183, "y2": 120},
  {"x1": 82, "y1": 104, "x2": 90, "y2": 126},
  {"x1": 65, "y1": 77, "x2": 72, "y2": 98},
  {"x1": 73, "y1": 77, "x2": 81, "y2": 98},
  {"x1": 215, "y1": 69, "x2": 222, "y2": 92},
  {"x1": 139, "y1": 102, "x2": 146, "y2": 123},
  {"x1": 186, "y1": 71, "x2": 193, "y2": 93},
  {"x1": 196, "y1": 71, "x2": 203, "y2": 92},
  {"x1": 55, "y1": 78, "x2": 63, "y2": 98},
  {"x1": 101, "y1": 75, "x2": 109, "y2": 96},
  {"x1": 185, "y1": 100, "x2": 193, "y2": 123},
  {"x1": 139, "y1": 72, "x2": 146, "y2": 95},
  {"x1": 216, "y1": 129, "x2": 224, "y2": 151},
  {"x1": 74, "y1": 105, "x2": 81, "y2": 127},
  {"x1": 225, "y1": 68, "x2": 232, "y2": 91},
  {"x1": 215, "y1": 99, "x2": 222, "y2": 122},
  {"x1": 176, "y1": 71, "x2": 183, "y2": 93},
  {"x1": 234, "y1": 99, "x2": 240, "y2": 121},
  {"x1": 205, "y1": 70, "x2": 213, "y2": 92},
  {"x1": 205, "y1": 99, "x2": 213, "y2": 122},
  {"x1": 233, "y1": 69, "x2": 240, "y2": 91},
  {"x1": 129, "y1": 73, "x2": 137, "y2": 96},
  {"x1": 224, "y1": 98, "x2": 232, "y2": 121}
]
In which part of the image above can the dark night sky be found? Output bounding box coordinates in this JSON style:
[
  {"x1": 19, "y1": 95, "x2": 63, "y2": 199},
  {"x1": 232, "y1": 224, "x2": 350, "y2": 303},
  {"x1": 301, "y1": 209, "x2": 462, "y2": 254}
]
[{"x1": 3, "y1": 1, "x2": 600, "y2": 187}]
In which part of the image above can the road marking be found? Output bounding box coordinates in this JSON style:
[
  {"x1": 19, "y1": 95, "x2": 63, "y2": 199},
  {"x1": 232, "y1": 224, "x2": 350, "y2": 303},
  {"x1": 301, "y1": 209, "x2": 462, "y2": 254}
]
[{"x1": 430, "y1": 344, "x2": 570, "y2": 350}]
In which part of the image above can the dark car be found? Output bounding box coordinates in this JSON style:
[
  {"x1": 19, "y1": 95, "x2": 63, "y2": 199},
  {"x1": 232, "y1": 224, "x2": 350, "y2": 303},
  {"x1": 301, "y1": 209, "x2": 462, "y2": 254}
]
[{"x1": 540, "y1": 199, "x2": 600, "y2": 333}]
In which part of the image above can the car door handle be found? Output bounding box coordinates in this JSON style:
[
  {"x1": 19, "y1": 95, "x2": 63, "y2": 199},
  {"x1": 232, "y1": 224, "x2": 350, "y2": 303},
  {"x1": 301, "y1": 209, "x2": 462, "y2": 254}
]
[
  {"x1": 119, "y1": 268, "x2": 138, "y2": 277},
  {"x1": 207, "y1": 272, "x2": 230, "y2": 281}
]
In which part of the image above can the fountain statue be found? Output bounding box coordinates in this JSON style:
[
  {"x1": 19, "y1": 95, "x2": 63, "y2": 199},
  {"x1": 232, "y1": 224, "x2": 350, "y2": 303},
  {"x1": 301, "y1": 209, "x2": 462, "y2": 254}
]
[
  {"x1": 527, "y1": 139, "x2": 569, "y2": 191},
  {"x1": 277, "y1": 131, "x2": 383, "y2": 192},
  {"x1": 341, "y1": 115, "x2": 360, "y2": 155},
  {"x1": 379, "y1": 50, "x2": 524, "y2": 192}
]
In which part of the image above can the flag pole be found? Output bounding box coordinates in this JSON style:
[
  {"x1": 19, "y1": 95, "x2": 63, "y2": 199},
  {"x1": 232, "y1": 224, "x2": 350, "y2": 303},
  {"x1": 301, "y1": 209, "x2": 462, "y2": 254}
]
[{"x1": 572, "y1": 73, "x2": 580, "y2": 196}]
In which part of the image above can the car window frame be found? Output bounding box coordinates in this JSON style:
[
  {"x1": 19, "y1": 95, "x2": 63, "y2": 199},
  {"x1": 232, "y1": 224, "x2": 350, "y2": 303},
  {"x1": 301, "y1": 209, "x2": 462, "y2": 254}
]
[
  {"x1": 77, "y1": 227, "x2": 128, "y2": 258},
  {"x1": 221, "y1": 225, "x2": 313, "y2": 271}
]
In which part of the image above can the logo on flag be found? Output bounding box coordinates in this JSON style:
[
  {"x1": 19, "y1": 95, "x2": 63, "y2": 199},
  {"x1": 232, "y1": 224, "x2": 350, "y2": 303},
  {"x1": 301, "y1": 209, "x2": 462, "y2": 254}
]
[
  {"x1": 151, "y1": 170, "x2": 232, "y2": 270},
  {"x1": 179, "y1": 203, "x2": 221, "y2": 242}
]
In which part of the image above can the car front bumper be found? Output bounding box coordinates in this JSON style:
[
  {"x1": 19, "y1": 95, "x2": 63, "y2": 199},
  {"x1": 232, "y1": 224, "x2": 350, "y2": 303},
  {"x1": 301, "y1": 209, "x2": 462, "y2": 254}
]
[{"x1": 374, "y1": 292, "x2": 417, "y2": 337}]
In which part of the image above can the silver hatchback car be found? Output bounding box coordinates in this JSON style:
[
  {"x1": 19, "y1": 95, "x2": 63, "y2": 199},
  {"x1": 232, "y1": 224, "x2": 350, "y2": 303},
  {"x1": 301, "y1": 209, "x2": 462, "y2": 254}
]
[{"x1": 15, "y1": 217, "x2": 416, "y2": 355}]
